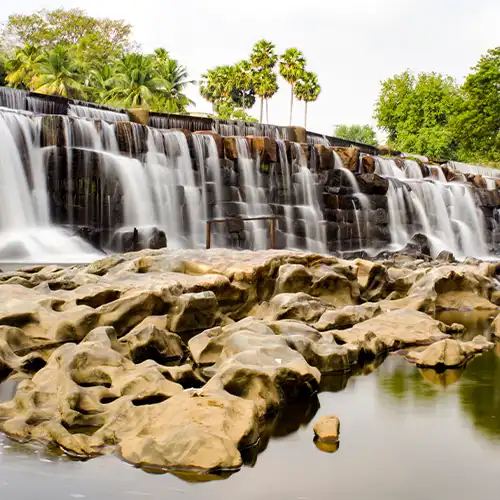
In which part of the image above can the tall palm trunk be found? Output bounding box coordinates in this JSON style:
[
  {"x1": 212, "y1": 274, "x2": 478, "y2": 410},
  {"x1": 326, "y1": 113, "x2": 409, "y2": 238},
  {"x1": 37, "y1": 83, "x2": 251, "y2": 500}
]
[
  {"x1": 304, "y1": 102, "x2": 308, "y2": 129},
  {"x1": 260, "y1": 97, "x2": 264, "y2": 123},
  {"x1": 266, "y1": 99, "x2": 269, "y2": 124},
  {"x1": 289, "y1": 83, "x2": 294, "y2": 125}
]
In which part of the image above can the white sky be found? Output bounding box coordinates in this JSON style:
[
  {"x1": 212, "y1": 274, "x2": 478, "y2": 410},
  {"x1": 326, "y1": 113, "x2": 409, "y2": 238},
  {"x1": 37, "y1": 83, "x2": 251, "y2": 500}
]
[{"x1": 1, "y1": 0, "x2": 499, "y2": 136}]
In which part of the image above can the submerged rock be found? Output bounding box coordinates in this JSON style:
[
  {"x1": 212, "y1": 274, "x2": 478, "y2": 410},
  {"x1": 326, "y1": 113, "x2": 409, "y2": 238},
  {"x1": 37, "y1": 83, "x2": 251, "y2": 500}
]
[{"x1": 406, "y1": 336, "x2": 493, "y2": 369}]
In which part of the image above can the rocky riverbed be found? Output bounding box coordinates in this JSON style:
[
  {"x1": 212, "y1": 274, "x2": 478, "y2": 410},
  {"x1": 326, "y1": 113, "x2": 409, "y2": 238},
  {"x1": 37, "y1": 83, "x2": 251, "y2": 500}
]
[{"x1": 0, "y1": 248, "x2": 499, "y2": 474}]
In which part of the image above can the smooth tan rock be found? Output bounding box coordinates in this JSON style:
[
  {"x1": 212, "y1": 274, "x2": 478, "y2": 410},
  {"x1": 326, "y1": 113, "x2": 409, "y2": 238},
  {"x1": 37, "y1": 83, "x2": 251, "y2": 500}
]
[
  {"x1": 315, "y1": 303, "x2": 381, "y2": 331},
  {"x1": 313, "y1": 415, "x2": 340, "y2": 442},
  {"x1": 406, "y1": 336, "x2": 493, "y2": 369}
]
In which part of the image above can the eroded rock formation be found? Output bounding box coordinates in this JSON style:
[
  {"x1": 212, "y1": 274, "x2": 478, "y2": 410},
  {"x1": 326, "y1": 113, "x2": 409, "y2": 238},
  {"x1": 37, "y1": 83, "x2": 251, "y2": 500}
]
[{"x1": 0, "y1": 248, "x2": 499, "y2": 474}]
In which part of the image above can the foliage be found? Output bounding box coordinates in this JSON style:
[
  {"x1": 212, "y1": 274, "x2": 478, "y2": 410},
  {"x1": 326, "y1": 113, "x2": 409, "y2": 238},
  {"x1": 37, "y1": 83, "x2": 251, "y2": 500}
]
[
  {"x1": 0, "y1": 55, "x2": 6, "y2": 86},
  {"x1": 0, "y1": 8, "x2": 194, "y2": 114},
  {"x1": 374, "y1": 70, "x2": 462, "y2": 159},
  {"x1": 279, "y1": 48, "x2": 306, "y2": 125},
  {"x1": 335, "y1": 124, "x2": 378, "y2": 146},
  {"x1": 1, "y1": 8, "x2": 134, "y2": 67},
  {"x1": 453, "y1": 47, "x2": 500, "y2": 163},
  {"x1": 250, "y1": 40, "x2": 279, "y2": 122},
  {"x1": 31, "y1": 45, "x2": 83, "y2": 98},
  {"x1": 5, "y1": 43, "x2": 42, "y2": 90},
  {"x1": 294, "y1": 71, "x2": 321, "y2": 127},
  {"x1": 200, "y1": 62, "x2": 255, "y2": 120}
]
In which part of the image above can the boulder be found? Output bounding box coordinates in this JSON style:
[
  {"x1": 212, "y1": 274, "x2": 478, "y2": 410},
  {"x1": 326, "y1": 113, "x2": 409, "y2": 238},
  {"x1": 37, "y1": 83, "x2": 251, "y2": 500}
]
[
  {"x1": 313, "y1": 415, "x2": 340, "y2": 443},
  {"x1": 249, "y1": 136, "x2": 277, "y2": 163},
  {"x1": 327, "y1": 309, "x2": 452, "y2": 357},
  {"x1": 167, "y1": 292, "x2": 218, "y2": 333},
  {"x1": 361, "y1": 155, "x2": 376, "y2": 174},
  {"x1": 406, "y1": 336, "x2": 493, "y2": 369},
  {"x1": 356, "y1": 173, "x2": 389, "y2": 195},
  {"x1": 120, "y1": 324, "x2": 185, "y2": 365},
  {"x1": 259, "y1": 293, "x2": 329, "y2": 323},
  {"x1": 315, "y1": 303, "x2": 381, "y2": 331},
  {"x1": 332, "y1": 147, "x2": 360, "y2": 172}
]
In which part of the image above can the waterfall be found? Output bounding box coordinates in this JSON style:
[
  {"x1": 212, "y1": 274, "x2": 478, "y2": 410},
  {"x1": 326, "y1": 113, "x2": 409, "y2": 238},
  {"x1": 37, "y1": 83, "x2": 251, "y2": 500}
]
[
  {"x1": 235, "y1": 138, "x2": 270, "y2": 250},
  {"x1": 375, "y1": 157, "x2": 490, "y2": 258},
  {"x1": 68, "y1": 104, "x2": 129, "y2": 122},
  {"x1": 333, "y1": 151, "x2": 371, "y2": 250},
  {"x1": 0, "y1": 109, "x2": 101, "y2": 262},
  {"x1": 292, "y1": 143, "x2": 325, "y2": 253}
]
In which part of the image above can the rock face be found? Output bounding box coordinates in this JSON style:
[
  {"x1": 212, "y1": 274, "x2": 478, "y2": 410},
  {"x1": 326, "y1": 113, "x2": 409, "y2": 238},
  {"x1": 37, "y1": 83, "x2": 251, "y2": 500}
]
[
  {"x1": 406, "y1": 336, "x2": 493, "y2": 369},
  {"x1": 0, "y1": 248, "x2": 499, "y2": 473},
  {"x1": 313, "y1": 415, "x2": 340, "y2": 442}
]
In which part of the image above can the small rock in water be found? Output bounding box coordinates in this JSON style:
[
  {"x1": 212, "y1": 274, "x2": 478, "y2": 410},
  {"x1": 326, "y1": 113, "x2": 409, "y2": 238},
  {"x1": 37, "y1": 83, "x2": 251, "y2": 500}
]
[{"x1": 313, "y1": 415, "x2": 340, "y2": 443}]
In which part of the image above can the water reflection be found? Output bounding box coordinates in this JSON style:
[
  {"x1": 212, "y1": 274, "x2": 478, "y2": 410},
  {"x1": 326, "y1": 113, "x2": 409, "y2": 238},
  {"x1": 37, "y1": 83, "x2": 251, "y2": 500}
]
[{"x1": 377, "y1": 346, "x2": 500, "y2": 442}]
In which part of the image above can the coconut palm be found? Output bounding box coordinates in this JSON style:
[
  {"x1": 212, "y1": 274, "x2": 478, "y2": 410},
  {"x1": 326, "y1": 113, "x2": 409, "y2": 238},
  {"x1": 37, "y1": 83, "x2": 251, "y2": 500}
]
[
  {"x1": 250, "y1": 40, "x2": 278, "y2": 122},
  {"x1": 104, "y1": 53, "x2": 159, "y2": 108},
  {"x1": 294, "y1": 71, "x2": 321, "y2": 128},
  {"x1": 6, "y1": 43, "x2": 42, "y2": 90},
  {"x1": 88, "y1": 64, "x2": 115, "y2": 103},
  {"x1": 231, "y1": 60, "x2": 256, "y2": 110},
  {"x1": 31, "y1": 45, "x2": 83, "y2": 98},
  {"x1": 152, "y1": 56, "x2": 195, "y2": 113},
  {"x1": 253, "y1": 68, "x2": 278, "y2": 123},
  {"x1": 279, "y1": 48, "x2": 306, "y2": 125}
]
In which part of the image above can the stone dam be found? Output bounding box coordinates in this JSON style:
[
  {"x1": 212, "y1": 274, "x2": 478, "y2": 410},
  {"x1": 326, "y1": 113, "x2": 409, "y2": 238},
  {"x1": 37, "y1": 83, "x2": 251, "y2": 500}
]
[{"x1": 0, "y1": 85, "x2": 499, "y2": 262}]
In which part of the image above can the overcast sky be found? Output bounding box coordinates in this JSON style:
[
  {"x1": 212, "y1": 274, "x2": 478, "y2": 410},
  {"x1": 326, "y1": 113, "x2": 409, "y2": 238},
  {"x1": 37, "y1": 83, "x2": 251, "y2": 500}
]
[{"x1": 1, "y1": 0, "x2": 499, "y2": 136}]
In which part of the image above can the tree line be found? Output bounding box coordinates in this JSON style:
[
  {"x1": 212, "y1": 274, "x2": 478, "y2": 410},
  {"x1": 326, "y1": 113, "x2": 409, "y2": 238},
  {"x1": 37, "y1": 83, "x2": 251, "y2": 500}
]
[
  {"x1": 0, "y1": 8, "x2": 193, "y2": 112},
  {"x1": 374, "y1": 48, "x2": 500, "y2": 165},
  {"x1": 200, "y1": 40, "x2": 321, "y2": 126}
]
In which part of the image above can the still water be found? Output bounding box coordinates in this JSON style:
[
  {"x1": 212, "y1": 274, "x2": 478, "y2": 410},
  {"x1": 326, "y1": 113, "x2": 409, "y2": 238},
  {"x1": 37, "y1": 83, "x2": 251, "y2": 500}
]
[{"x1": 2, "y1": 343, "x2": 500, "y2": 500}]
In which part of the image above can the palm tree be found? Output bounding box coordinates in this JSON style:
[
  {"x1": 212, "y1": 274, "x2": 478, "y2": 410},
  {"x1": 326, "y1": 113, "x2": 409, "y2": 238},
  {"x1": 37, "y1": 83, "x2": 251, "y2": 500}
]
[
  {"x1": 231, "y1": 60, "x2": 256, "y2": 110},
  {"x1": 152, "y1": 55, "x2": 195, "y2": 113},
  {"x1": 200, "y1": 66, "x2": 234, "y2": 113},
  {"x1": 253, "y1": 68, "x2": 278, "y2": 123},
  {"x1": 31, "y1": 46, "x2": 83, "y2": 98},
  {"x1": 279, "y1": 48, "x2": 306, "y2": 125},
  {"x1": 88, "y1": 64, "x2": 115, "y2": 103},
  {"x1": 294, "y1": 71, "x2": 321, "y2": 129},
  {"x1": 6, "y1": 43, "x2": 42, "y2": 90},
  {"x1": 104, "y1": 53, "x2": 159, "y2": 108},
  {"x1": 250, "y1": 39, "x2": 278, "y2": 122}
]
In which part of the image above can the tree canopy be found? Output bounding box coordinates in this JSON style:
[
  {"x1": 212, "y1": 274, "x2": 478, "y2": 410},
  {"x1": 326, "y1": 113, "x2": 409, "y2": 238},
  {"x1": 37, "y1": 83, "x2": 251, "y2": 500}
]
[
  {"x1": 2, "y1": 8, "x2": 134, "y2": 66},
  {"x1": 335, "y1": 124, "x2": 378, "y2": 146},
  {"x1": 374, "y1": 70, "x2": 461, "y2": 159},
  {"x1": 0, "y1": 9, "x2": 194, "y2": 114}
]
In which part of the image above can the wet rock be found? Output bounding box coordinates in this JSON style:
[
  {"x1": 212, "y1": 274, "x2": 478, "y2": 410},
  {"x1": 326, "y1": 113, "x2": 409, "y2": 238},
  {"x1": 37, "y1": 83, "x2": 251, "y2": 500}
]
[
  {"x1": 436, "y1": 250, "x2": 456, "y2": 263},
  {"x1": 332, "y1": 147, "x2": 360, "y2": 172},
  {"x1": 406, "y1": 336, "x2": 493, "y2": 369},
  {"x1": 315, "y1": 303, "x2": 382, "y2": 331},
  {"x1": 167, "y1": 292, "x2": 217, "y2": 333},
  {"x1": 274, "y1": 264, "x2": 313, "y2": 295},
  {"x1": 327, "y1": 309, "x2": 452, "y2": 357},
  {"x1": 121, "y1": 324, "x2": 185, "y2": 365},
  {"x1": 110, "y1": 227, "x2": 167, "y2": 252},
  {"x1": 193, "y1": 131, "x2": 223, "y2": 158},
  {"x1": 126, "y1": 108, "x2": 149, "y2": 125},
  {"x1": 260, "y1": 293, "x2": 329, "y2": 323},
  {"x1": 361, "y1": 155, "x2": 376, "y2": 174},
  {"x1": 249, "y1": 136, "x2": 277, "y2": 163},
  {"x1": 357, "y1": 174, "x2": 389, "y2": 195},
  {"x1": 313, "y1": 415, "x2": 340, "y2": 443}
]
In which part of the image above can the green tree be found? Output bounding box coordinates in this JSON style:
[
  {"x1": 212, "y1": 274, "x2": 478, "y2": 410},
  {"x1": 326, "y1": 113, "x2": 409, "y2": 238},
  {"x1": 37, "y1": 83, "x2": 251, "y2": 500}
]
[
  {"x1": 250, "y1": 39, "x2": 278, "y2": 122},
  {"x1": 279, "y1": 48, "x2": 306, "y2": 125},
  {"x1": 151, "y1": 51, "x2": 195, "y2": 113},
  {"x1": 294, "y1": 71, "x2": 321, "y2": 129},
  {"x1": 374, "y1": 70, "x2": 462, "y2": 159},
  {"x1": 335, "y1": 124, "x2": 378, "y2": 146},
  {"x1": 453, "y1": 47, "x2": 500, "y2": 163},
  {"x1": 104, "y1": 53, "x2": 159, "y2": 108},
  {"x1": 0, "y1": 55, "x2": 7, "y2": 86},
  {"x1": 200, "y1": 62, "x2": 255, "y2": 120},
  {"x1": 5, "y1": 43, "x2": 42, "y2": 89},
  {"x1": 31, "y1": 45, "x2": 83, "y2": 98},
  {"x1": 2, "y1": 8, "x2": 134, "y2": 66},
  {"x1": 87, "y1": 64, "x2": 115, "y2": 103}
]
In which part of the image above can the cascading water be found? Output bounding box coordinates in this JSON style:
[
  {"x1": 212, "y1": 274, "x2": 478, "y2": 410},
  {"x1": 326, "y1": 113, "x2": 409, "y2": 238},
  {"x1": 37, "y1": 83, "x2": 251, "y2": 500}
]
[
  {"x1": 235, "y1": 138, "x2": 270, "y2": 250},
  {"x1": 333, "y1": 151, "x2": 371, "y2": 250},
  {"x1": 292, "y1": 143, "x2": 326, "y2": 253},
  {"x1": 0, "y1": 109, "x2": 101, "y2": 262},
  {"x1": 375, "y1": 157, "x2": 490, "y2": 257},
  {"x1": 68, "y1": 104, "x2": 129, "y2": 123}
]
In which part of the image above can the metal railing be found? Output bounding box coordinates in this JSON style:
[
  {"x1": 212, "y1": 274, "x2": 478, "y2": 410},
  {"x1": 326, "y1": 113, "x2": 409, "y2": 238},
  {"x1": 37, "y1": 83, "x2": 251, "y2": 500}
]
[{"x1": 205, "y1": 216, "x2": 279, "y2": 250}]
